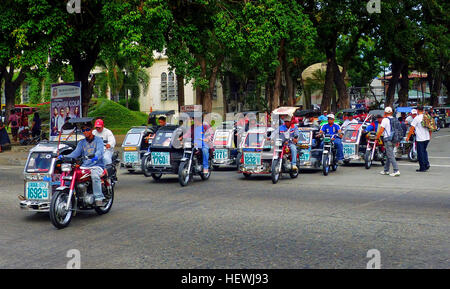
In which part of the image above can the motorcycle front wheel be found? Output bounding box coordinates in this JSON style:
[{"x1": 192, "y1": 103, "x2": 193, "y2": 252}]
[
  {"x1": 49, "y1": 190, "x2": 74, "y2": 229},
  {"x1": 141, "y1": 155, "x2": 152, "y2": 177},
  {"x1": 178, "y1": 161, "x2": 191, "y2": 186},
  {"x1": 364, "y1": 151, "x2": 372, "y2": 169},
  {"x1": 408, "y1": 147, "x2": 418, "y2": 162},
  {"x1": 322, "y1": 155, "x2": 330, "y2": 176},
  {"x1": 271, "y1": 159, "x2": 281, "y2": 184}
]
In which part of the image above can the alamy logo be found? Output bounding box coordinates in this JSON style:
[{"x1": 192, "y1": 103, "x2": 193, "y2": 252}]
[
  {"x1": 66, "y1": 249, "x2": 81, "y2": 269},
  {"x1": 366, "y1": 0, "x2": 381, "y2": 14},
  {"x1": 67, "y1": 0, "x2": 81, "y2": 14},
  {"x1": 366, "y1": 249, "x2": 381, "y2": 269}
]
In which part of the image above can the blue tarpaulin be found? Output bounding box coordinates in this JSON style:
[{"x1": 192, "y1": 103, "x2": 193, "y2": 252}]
[{"x1": 396, "y1": 107, "x2": 413, "y2": 113}]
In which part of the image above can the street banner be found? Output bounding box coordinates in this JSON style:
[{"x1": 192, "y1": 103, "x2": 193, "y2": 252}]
[{"x1": 50, "y1": 82, "x2": 82, "y2": 140}]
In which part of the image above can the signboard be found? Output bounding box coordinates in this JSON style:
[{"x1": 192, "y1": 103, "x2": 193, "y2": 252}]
[
  {"x1": 180, "y1": 105, "x2": 202, "y2": 113},
  {"x1": 50, "y1": 82, "x2": 82, "y2": 140}
]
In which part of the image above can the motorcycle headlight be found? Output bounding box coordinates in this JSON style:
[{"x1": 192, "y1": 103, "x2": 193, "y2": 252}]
[
  {"x1": 184, "y1": 142, "x2": 192, "y2": 149},
  {"x1": 61, "y1": 163, "x2": 72, "y2": 172}
]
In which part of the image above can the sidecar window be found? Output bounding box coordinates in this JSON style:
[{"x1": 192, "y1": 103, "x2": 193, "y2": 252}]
[
  {"x1": 153, "y1": 131, "x2": 173, "y2": 147},
  {"x1": 298, "y1": 131, "x2": 311, "y2": 144},
  {"x1": 245, "y1": 133, "x2": 265, "y2": 148},
  {"x1": 343, "y1": 130, "x2": 359, "y2": 143},
  {"x1": 123, "y1": 133, "x2": 141, "y2": 146},
  {"x1": 26, "y1": 152, "x2": 53, "y2": 173}
]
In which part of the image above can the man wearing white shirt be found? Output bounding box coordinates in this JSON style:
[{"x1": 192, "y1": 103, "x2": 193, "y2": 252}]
[
  {"x1": 376, "y1": 107, "x2": 400, "y2": 176},
  {"x1": 342, "y1": 114, "x2": 358, "y2": 130},
  {"x1": 406, "y1": 106, "x2": 431, "y2": 172},
  {"x1": 92, "y1": 119, "x2": 116, "y2": 165}
]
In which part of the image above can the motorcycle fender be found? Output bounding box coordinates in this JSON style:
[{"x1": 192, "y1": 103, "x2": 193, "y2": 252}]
[
  {"x1": 144, "y1": 152, "x2": 151, "y2": 157},
  {"x1": 181, "y1": 157, "x2": 188, "y2": 162},
  {"x1": 56, "y1": 186, "x2": 69, "y2": 192},
  {"x1": 323, "y1": 150, "x2": 329, "y2": 154}
]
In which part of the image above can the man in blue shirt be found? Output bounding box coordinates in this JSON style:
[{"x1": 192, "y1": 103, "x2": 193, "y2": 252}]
[
  {"x1": 279, "y1": 116, "x2": 299, "y2": 171},
  {"x1": 318, "y1": 110, "x2": 328, "y2": 123},
  {"x1": 365, "y1": 115, "x2": 383, "y2": 133},
  {"x1": 64, "y1": 122, "x2": 105, "y2": 205},
  {"x1": 319, "y1": 114, "x2": 344, "y2": 164},
  {"x1": 193, "y1": 117, "x2": 209, "y2": 174}
]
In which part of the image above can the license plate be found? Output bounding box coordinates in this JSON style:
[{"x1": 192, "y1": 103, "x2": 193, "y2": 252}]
[
  {"x1": 300, "y1": 149, "x2": 310, "y2": 161},
  {"x1": 151, "y1": 151, "x2": 170, "y2": 166},
  {"x1": 214, "y1": 149, "x2": 228, "y2": 160},
  {"x1": 244, "y1": 152, "x2": 261, "y2": 166},
  {"x1": 123, "y1": 151, "x2": 139, "y2": 163},
  {"x1": 343, "y1": 144, "x2": 356, "y2": 157},
  {"x1": 26, "y1": 182, "x2": 49, "y2": 200}
]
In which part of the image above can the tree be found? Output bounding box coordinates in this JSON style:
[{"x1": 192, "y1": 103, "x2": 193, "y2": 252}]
[
  {"x1": 46, "y1": 0, "x2": 167, "y2": 115},
  {"x1": 0, "y1": 0, "x2": 56, "y2": 119}
]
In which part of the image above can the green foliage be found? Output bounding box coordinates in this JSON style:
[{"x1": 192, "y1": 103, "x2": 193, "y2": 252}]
[
  {"x1": 88, "y1": 98, "x2": 148, "y2": 134},
  {"x1": 119, "y1": 98, "x2": 140, "y2": 111}
]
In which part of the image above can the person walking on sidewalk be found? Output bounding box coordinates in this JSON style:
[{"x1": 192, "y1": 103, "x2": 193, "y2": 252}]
[
  {"x1": 376, "y1": 107, "x2": 400, "y2": 177},
  {"x1": 406, "y1": 106, "x2": 431, "y2": 172}
]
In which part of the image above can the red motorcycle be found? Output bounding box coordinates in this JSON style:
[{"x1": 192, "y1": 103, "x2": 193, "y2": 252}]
[{"x1": 49, "y1": 156, "x2": 115, "y2": 229}]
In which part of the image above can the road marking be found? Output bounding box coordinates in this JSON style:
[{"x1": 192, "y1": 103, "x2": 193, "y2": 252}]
[
  {"x1": 433, "y1": 134, "x2": 450, "y2": 138},
  {"x1": 428, "y1": 157, "x2": 450, "y2": 159},
  {"x1": 397, "y1": 163, "x2": 450, "y2": 168}
]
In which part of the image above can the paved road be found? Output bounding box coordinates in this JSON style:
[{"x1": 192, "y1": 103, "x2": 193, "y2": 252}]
[{"x1": 0, "y1": 129, "x2": 449, "y2": 269}]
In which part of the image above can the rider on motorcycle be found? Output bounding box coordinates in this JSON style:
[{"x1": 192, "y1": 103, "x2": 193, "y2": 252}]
[
  {"x1": 279, "y1": 116, "x2": 299, "y2": 171},
  {"x1": 193, "y1": 116, "x2": 209, "y2": 174},
  {"x1": 319, "y1": 114, "x2": 344, "y2": 164},
  {"x1": 365, "y1": 115, "x2": 384, "y2": 133},
  {"x1": 63, "y1": 121, "x2": 105, "y2": 206},
  {"x1": 92, "y1": 119, "x2": 116, "y2": 165}
]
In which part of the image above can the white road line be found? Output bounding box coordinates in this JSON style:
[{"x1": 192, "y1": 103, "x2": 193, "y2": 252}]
[
  {"x1": 433, "y1": 134, "x2": 450, "y2": 138},
  {"x1": 428, "y1": 157, "x2": 450, "y2": 159},
  {"x1": 397, "y1": 163, "x2": 450, "y2": 168}
]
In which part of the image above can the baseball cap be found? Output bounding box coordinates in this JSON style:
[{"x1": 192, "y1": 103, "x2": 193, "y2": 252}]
[
  {"x1": 411, "y1": 109, "x2": 418, "y2": 114},
  {"x1": 327, "y1": 114, "x2": 335, "y2": 119},
  {"x1": 94, "y1": 119, "x2": 104, "y2": 128},
  {"x1": 384, "y1": 107, "x2": 393, "y2": 114}
]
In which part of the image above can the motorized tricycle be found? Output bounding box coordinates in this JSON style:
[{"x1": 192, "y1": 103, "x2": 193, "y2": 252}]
[
  {"x1": 342, "y1": 123, "x2": 368, "y2": 165},
  {"x1": 141, "y1": 125, "x2": 184, "y2": 181},
  {"x1": 395, "y1": 135, "x2": 417, "y2": 162},
  {"x1": 211, "y1": 122, "x2": 239, "y2": 169},
  {"x1": 238, "y1": 126, "x2": 274, "y2": 179},
  {"x1": 121, "y1": 126, "x2": 154, "y2": 173}
]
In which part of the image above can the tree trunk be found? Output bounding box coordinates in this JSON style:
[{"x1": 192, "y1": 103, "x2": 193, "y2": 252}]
[
  {"x1": 1, "y1": 65, "x2": 27, "y2": 121},
  {"x1": 176, "y1": 73, "x2": 185, "y2": 112},
  {"x1": 430, "y1": 70, "x2": 442, "y2": 107},
  {"x1": 70, "y1": 43, "x2": 100, "y2": 117},
  {"x1": 332, "y1": 57, "x2": 350, "y2": 109},
  {"x1": 322, "y1": 58, "x2": 334, "y2": 113},
  {"x1": 386, "y1": 60, "x2": 403, "y2": 107},
  {"x1": 398, "y1": 63, "x2": 409, "y2": 107},
  {"x1": 272, "y1": 39, "x2": 285, "y2": 110},
  {"x1": 285, "y1": 63, "x2": 295, "y2": 106}
]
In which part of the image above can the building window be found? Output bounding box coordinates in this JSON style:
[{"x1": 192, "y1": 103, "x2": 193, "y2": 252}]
[
  {"x1": 161, "y1": 72, "x2": 168, "y2": 101},
  {"x1": 168, "y1": 72, "x2": 177, "y2": 100}
]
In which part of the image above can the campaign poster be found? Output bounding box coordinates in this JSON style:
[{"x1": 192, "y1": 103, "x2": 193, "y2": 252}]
[{"x1": 50, "y1": 82, "x2": 82, "y2": 140}]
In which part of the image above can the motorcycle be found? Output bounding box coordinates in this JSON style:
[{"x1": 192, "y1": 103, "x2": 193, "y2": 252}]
[
  {"x1": 320, "y1": 134, "x2": 338, "y2": 176},
  {"x1": 271, "y1": 131, "x2": 299, "y2": 184},
  {"x1": 395, "y1": 135, "x2": 417, "y2": 162},
  {"x1": 364, "y1": 132, "x2": 386, "y2": 169},
  {"x1": 178, "y1": 137, "x2": 212, "y2": 186},
  {"x1": 49, "y1": 154, "x2": 116, "y2": 229}
]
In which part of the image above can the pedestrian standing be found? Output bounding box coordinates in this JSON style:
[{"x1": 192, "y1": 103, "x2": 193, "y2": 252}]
[
  {"x1": 376, "y1": 107, "x2": 400, "y2": 176},
  {"x1": 7, "y1": 110, "x2": 19, "y2": 142},
  {"x1": 0, "y1": 120, "x2": 11, "y2": 152},
  {"x1": 406, "y1": 106, "x2": 431, "y2": 172},
  {"x1": 31, "y1": 112, "x2": 42, "y2": 138}
]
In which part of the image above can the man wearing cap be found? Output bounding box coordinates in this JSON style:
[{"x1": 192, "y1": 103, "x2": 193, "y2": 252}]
[
  {"x1": 375, "y1": 107, "x2": 400, "y2": 176},
  {"x1": 406, "y1": 106, "x2": 431, "y2": 172},
  {"x1": 279, "y1": 115, "x2": 299, "y2": 171},
  {"x1": 92, "y1": 119, "x2": 116, "y2": 165},
  {"x1": 319, "y1": 114, "x2": 344, "y2": 164},
  {"x1": 63, "y1": 121, "x2": 106, "y2": 206},
  {"x1": 318, "y1": 110, "x2": 328, "y2": 123}
]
